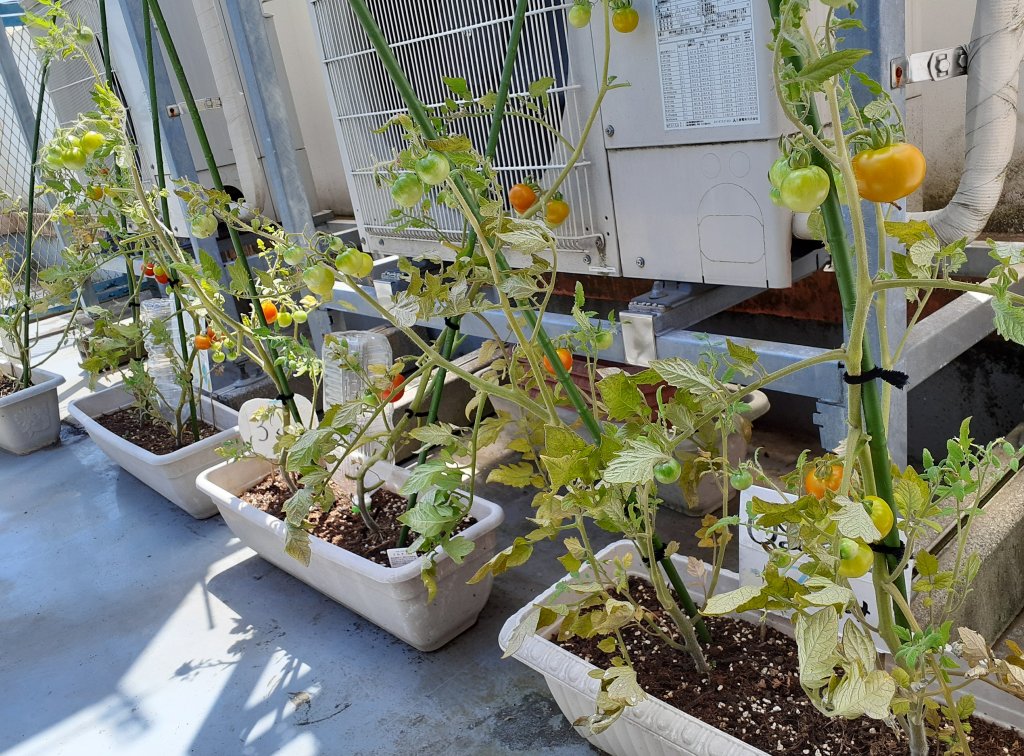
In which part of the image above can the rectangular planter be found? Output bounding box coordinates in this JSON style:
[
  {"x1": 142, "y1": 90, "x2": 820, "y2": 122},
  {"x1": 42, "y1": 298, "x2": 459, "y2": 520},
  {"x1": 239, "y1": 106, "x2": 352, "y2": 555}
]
[
  {"x1": 68, "y1": 385, "x2": 238, "y2": 519},
  {"x1": 500, "y1": 540, "x2": 1024, "y2": 756},
  {"x1": 197, "y1": 457, "x2": 505, "y2": 651},
  {"x1": 0, "y1": 363, "x2": 65, "y2": 455}
]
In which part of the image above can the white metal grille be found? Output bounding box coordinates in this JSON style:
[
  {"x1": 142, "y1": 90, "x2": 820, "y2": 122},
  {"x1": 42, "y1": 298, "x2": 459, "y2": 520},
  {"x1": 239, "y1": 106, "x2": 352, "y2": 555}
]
[{"x1": 311, "y1": 0, "x2": 598, "y2": 251}]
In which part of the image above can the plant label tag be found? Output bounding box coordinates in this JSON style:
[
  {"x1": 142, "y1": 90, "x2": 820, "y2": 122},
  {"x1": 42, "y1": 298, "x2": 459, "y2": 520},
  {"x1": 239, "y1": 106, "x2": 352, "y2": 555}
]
[
  {"x1": 238, "y1": 395, "x2": 317, "y2": 459},
  {"x1": 386, "y1": 547, "x2": 418, "y2": 568}
]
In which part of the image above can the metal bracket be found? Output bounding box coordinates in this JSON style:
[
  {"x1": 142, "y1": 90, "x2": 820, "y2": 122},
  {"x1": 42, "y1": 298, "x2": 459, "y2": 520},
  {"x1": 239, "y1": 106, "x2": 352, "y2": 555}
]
[
  {"x1": 891, "y1": 45, "x2": 968, "y2": 88},
  {"x1": 166, "y1": 97, "x2": 223, "y2": 118}
]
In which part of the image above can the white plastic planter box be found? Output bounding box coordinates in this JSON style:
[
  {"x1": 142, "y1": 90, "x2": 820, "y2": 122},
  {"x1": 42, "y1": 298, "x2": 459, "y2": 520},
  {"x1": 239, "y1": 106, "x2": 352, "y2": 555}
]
[
  {"x1": 68, "y1": 385, "x2": 238, "y2": 519},
  {"x1": 197, "y1": 457, "x2": 505, "y2": 651},
  {"x1": 500, "y1": 540, "x2": 1024, "y2": 756},
  {"x1": 0, "y1": 363, "x2": 65, "y2": 455}
]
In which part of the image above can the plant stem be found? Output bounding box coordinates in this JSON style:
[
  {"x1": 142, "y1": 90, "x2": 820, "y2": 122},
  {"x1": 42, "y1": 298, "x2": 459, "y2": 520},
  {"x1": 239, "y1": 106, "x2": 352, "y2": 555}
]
[
  {"x1": 146, "y1": 0, "x2": 301, "y2": 424},
  {"x1": 20, "y1": 60, "x2": 49, "y2": 389}
]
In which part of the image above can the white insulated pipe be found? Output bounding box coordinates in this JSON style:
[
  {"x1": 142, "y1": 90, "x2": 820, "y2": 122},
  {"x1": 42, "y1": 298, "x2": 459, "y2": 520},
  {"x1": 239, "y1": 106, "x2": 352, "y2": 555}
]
[
  {"x1": 911, "y1": 0, "x2": 1024, "y2": 245},
  {"x1": 190, "y1": 0, "x2": 268, "y2": 213}
]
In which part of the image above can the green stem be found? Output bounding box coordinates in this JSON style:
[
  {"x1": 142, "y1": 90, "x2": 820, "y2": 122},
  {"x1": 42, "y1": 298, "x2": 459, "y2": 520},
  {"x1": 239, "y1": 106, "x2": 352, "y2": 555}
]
[
  {"x1": 147, "y1": 0, "x2": 300, "y2": 424},
  {"x1": 769, "y1": 0, "x2": 908, "y2": 629},
  {"x1": 138, "y1": 0, "x2": 200, "y2": 441},
  {"x1": 20, "y1": 60, "x2": 49, "y2": 389}
]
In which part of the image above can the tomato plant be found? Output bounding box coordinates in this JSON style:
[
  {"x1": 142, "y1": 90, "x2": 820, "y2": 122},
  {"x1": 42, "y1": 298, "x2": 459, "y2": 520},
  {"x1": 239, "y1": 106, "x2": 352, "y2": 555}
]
[
  {"x1": 852, "y1": 143, "x2": 927, "y2": 203},
  {"x1": 542, "y1": 347, "x2": 573, "y2": 374}
]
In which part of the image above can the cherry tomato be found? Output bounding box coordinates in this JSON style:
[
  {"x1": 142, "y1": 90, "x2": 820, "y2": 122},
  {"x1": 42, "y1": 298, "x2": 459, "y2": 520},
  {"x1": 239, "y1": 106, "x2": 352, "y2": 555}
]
[
  {"x1": 142, "y1": 262, "x2": 155, "y2": 277},
  {"x1": 43, "y1": 148, "x2": 64, "y2": 169},
  {"x1": 769, "y1": 187, "x2": 784, "y2": 206},
  {"x1": 282, "y1": 245, "x2": 306, "y2": 266},
  {"x1": 545, "y1": 197, "x2": 571, "y2": 227},
  {"x1": 212, "y1": 350, "x2": 226, "y2": 363},
  {"x1": 206, "y1": 326, "x2": 218, "y2": 341},
  {"x1": 80, "y1": 131, "x2": 104, "y2": 154},
  {"x1": 768, "y1": 156, "x2": 792, "y2": 189},
  {"x1": 852, "y1": 143, "x2": 927, "y2": 203},
  {"x1": 805, "y1": 463, "x2": 843, "y2": 499},
  {"x1": 191, "y1": 214, "x2": 218, "y2": 238},
  {"x1": 543, "y1": 347, "x2": 573, "y2": 374},
  {"x1": 414, "y1": 152, "x2": 451, "y2": 186},
  {"x1": 194, "y1": 334, "x2": 212, "y2": 351},
  {"x1": 261, "y1": 300, "x2": 278, "y2": 324},
  {"x1": 380, "y1": 374, "x2": 405, "y2": 404},
  {"x1": 612, "y1": 6, "x2": 639, "y2": 33},
  {"x1": 837, "y1": 538, "x2": 874, "y2": 579},
  {"x1": 155, "y1": 272, "x2": 170, "y2": 285},
  {"x1": 568, "y1": 2, "x2": 592, "y2": 28},
  {"x1": 780, "y1": 166, "x2": 830, "y2": 212},
  {"x1": 276, "y1": 311, "x2": 293, "y2": 328},
  {"x1": 730, "y1": 469, "x2": 754, "y2": 491},
  {"x1": 862, "y1": 495, "x2": 895, "y2": 541},
  {"x1": 74, "y1": 26, "x2": 95, "y2": 46},
  {"x1": 61, "y1": 147, "x2": 87, "y2": 171},
  {"x1": 391, "y1": 173, "x2": 424, "y2": 208},
  {"x1": 654, "y1": 458, "x2": 682, "y2": 485},
  {"x1": 86, "y1": 185, "x2": 104, "y2": 201},
  {"x1": 335, "y1": 249, "x2": 374, "y2": 278},
  {"x1": 509, "y1": 183, "x2": 538, "y2": 214},
  {"x1": 292, "y1": 310, "x2": 308, "y2": 324},
  {"x1": 303, "y1": 263, "x2": 336, "y2": 297},
  {"x1": 595, "y1": 330, "x2": 614, "y2": 351}
]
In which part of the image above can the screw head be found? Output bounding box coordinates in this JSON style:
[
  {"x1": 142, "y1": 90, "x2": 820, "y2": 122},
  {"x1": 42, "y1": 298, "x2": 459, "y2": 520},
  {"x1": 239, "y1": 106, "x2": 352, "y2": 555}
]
[
  {"x1": 582, "y1": 254, "x2": 592, "y2": 264},
  {"x1": 605, "y1": 125, "x2": 615, "y2": 137},
  {"x1": 635, "y1": 257, "x2": 645, "y2": 268}
]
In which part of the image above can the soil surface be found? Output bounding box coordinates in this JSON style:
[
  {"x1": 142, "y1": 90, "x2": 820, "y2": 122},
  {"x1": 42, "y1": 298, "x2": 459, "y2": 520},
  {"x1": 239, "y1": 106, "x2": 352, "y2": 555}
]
[
  {"x1": 95, "y1": 408, "x2": 218, "y2": 455},
  {"x1": 559, "y1": 578, "x2": 1024, "y2": 756},
  {"x1": 0, "y1": 374, "x2": 22, "y2": 399},
  {"x1": 242, "y1": 471, "x2": 475, "y2": 566}
]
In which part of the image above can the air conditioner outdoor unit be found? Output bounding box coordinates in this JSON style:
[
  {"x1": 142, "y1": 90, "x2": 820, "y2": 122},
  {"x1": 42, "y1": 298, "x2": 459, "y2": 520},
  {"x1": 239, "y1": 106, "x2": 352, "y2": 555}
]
[{"x1": 309, "y1": 0, "x2": 812, "y2": 289}]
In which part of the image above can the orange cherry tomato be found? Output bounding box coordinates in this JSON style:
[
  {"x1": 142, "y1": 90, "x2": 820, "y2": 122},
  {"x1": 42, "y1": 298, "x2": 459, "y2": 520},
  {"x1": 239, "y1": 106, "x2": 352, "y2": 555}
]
[
  {"x1": 206, "y1": 326, "x2": 218, "y2": 341},
  {"x1": 804, "y1": 463, "x2": 843, "y2": 498},
  {"x1": 852, "y1": 143, "x2": 927, "y2": 203},
  {"x1": 545, "y1": 197, "x2": 570, "y2": 227},
  {"x1": 194, "y1": 334, "x2": 212, "y2": 350},
  {"x1": 509, "y1": 182, "x2": 538, "y2": 214},
  {"x1": 260, "y1": 300, "x2": 278, "y2": 325},
  {"x1": 543, "y1": 347, "x2": 573, "y2": 375}
]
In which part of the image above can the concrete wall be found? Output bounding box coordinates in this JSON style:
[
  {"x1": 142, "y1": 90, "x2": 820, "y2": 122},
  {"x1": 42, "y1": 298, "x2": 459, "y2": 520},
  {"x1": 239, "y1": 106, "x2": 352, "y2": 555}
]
[{"x1": 907, "y1": 1, "x2": 1024, "y2": 233}]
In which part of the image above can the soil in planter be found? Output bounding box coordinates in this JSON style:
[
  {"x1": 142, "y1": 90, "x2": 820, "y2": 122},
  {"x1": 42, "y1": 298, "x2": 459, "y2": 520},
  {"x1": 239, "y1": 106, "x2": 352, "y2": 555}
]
[
  {"x1": 242, "y1": 472, "x2": 477, "y2": 566},
  {"x1": 558, "y1": 578, "x2": 1024, "y2": 756},
  {"x1": 0, "y1": 373, "x2": 24, "y2": 399},
  {"x1": 95, "y1": 408, "x2": 218, "y2": 455}
]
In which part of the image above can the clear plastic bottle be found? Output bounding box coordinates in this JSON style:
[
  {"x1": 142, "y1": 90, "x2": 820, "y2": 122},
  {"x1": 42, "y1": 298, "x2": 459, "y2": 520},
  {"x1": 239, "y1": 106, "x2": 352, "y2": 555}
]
[
  {"x1": 322, "y1": 330, "x2": 394, "y2": 479},
  {"x1": 140, "y1": 297, "x2": 183, "y2": 413}
]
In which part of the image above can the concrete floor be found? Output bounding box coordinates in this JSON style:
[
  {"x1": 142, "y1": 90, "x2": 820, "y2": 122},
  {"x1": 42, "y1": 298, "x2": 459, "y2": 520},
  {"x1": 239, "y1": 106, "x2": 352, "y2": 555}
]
[{"x1": 3, "y1": 328, "x2": 762, "y2": 756}]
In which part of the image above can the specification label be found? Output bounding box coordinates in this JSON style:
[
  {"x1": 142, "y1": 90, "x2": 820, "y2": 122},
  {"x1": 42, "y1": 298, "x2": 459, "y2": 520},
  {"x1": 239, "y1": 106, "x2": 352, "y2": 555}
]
[{"x1": 655, "y1": 0, "x2": 760, "y2": 130}]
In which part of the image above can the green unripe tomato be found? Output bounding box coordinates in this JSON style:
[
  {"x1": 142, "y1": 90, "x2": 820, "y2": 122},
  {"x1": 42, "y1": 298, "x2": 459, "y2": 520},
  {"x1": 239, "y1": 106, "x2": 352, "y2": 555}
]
[
  {"x1": 768, "y1": 156, "x2": 792, "y2": 189},
  {"x1": 594, "y1": 330, "x2": 614, "y2": 351},
  {"x1": 335, "y1": 249, "x2": 374, "y2": 278},
  {"x1": 43, "y1": 148, "x2": 64, "y2": 169},
  {"x1": 414, "y1": 152, "x2": 451, "y2": 186},
  {"x1": 191, "y1": 213, "x2": 218, "y2": 238},
  {"x1": 80, "y1": 131, "x2": 105, "y2": 154},
  {"x1": 837, "y1": 538, "x2": 874, "y2": 579},
  {"x1": 303, "y1": 263, "x2": 336, "y2": 297},
  {"x1": 770, "y1": 187, "x2": 784, "y2": 206},
  {"x1": 730, "y1": 469, "x2": 754, "y2": 491},
  {"x1": 780, "y1": 166, "x2": 830, "y2": 212},
  {"x1": 61, "y1": 147, "x2": 87, "y2": 170},
  {"x1": 568, "y1": 3, "x2": 592, "y2": 28},
  {"x1": 276, "y1": 311, "x2": 293, "y2": 328},
  {"x1": 74, "y1": 26, "x2": 95, "y2": 46},
  {"x1": 292, "y1": 310, "x2": 308, "y2": 324},
  {"x1": 391, "y1": 173, "x2": 424, "y2": 208},
  {"x1": 212, "y1": 350, "x2": 226, "y2": 363},
  {"x1": 282, "y1": 245, "x2": 306, "y2": 266},
  {"x1": 654, "y1": 458, "x2": 682, "y2": 485}
]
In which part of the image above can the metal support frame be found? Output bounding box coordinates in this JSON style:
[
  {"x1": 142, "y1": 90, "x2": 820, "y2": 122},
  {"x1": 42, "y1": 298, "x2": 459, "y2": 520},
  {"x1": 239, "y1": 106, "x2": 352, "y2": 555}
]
[
  {"x1": 113, "y1": 0, "x2": 238, "y2": 321},
  {"x1": 0, "y1": 17, "x2": 92, "y2": 305},
  {"x1": 220, "y1": 0, "x2": 330, "y2": 350}
]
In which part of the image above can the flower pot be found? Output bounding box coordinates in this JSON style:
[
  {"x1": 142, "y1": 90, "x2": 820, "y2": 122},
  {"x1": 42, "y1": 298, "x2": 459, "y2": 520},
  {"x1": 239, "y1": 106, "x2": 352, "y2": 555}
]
[
  {"x1": 500, "y1": 540, "x2": 1024, "y2": 756},
  {"x1": 196, "y1": 457, "x2": 505, "y2": 651},
  {"x1": 0, "y1": 363, "x2": 65, "y2": 455},
  {"x1": 68, "y1": 385, "x2": 238, "y2": 519}
]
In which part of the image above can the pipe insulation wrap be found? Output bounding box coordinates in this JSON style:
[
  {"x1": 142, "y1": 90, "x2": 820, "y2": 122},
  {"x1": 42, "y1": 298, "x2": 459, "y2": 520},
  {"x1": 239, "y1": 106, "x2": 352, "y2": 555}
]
[
  {"x1": 911, "y1": 0, "x2": 1024, "y2": 245},
  {"x1": 189, "y1": 0, "x2": 267, "y2": 212}
]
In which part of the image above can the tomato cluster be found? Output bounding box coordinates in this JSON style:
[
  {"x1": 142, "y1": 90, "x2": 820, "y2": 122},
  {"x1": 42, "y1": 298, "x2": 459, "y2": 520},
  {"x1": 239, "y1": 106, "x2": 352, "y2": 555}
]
[{"x1": 508, "y1": 181, "x2": 571, "y2": 228}]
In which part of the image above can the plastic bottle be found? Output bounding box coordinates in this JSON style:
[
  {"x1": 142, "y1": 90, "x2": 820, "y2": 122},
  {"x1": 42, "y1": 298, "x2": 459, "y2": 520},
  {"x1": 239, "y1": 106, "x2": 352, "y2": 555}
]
[
  {"x1": 322, "y1": 330, "x2": 394, "y2": 479},
  {"x1": 140, "y1": 297, "x2": 183, "y2": 412}
]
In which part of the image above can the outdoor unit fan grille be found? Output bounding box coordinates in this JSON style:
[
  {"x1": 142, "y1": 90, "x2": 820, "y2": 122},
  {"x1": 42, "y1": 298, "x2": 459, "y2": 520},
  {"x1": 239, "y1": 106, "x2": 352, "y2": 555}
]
[{"x1": 312, "y1": 0, "x2": 597, "y2": 250}]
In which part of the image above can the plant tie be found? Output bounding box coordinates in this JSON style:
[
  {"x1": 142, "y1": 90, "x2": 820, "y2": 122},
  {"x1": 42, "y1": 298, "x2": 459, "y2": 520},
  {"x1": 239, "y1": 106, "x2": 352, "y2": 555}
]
[
  {"x1": 869, "y1": 539, "x2": 906, "y2": 560},
  {"x1": 638, "y1": 542, "x2": 667, "y2": 566},
  {"x1": 275, "y1": 392, "x2": 294, "y2": 403},
  {"x1": 443, "y1": 316, "x2": 460, "y2": 330},
  {"x1": 841, "y1": 365, "x2": 909, "y2": 390}
]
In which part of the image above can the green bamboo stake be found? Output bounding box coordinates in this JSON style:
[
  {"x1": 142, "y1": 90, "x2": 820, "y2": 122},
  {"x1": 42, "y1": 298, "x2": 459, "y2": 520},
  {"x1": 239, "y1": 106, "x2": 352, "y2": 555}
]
[
  {"x1": 19, "y1": 61, "x2": 49, "y2": 389},
  {"x1": 146, "y1": 0, "x2": 301, "y2": 424},
  {"x1": 768, "y1": 0, "x2": 909, "y2": 627},
  {"x1": 347, "y1": 0, "x2": 709, "y2": 640},
  {"x1": 135, "y1": 0, "x2": 201, "y2": 442}
]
